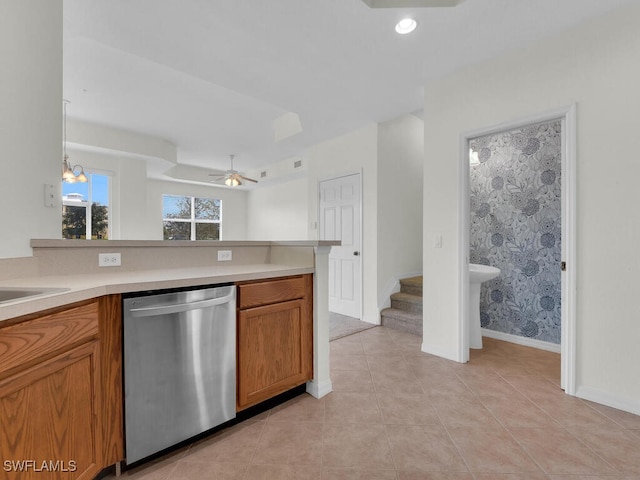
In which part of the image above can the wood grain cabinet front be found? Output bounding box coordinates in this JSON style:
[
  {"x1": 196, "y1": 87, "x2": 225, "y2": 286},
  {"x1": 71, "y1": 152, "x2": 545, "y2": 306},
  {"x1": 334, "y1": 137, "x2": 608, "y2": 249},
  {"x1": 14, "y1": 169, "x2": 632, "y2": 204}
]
[
  {"x1": 236, "y1": 274, "x2": 313, "y2": 411},
  {"x1": 0, "y1": 296, "x2": 123, "y2": 480}
]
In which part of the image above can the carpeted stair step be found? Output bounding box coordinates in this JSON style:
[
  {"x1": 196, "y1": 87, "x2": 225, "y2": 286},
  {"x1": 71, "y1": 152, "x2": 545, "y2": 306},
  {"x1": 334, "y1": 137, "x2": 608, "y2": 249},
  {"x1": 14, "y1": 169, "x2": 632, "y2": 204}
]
[
  {"x1": 380, "y1": 308, "x2": 422, "y2": 336},
  {"x1": 400, "y1": 276, "x2": 423, "y2": 297},
  {"x1": 390, "y1": 292, "x2": 422, "y2": 314}
]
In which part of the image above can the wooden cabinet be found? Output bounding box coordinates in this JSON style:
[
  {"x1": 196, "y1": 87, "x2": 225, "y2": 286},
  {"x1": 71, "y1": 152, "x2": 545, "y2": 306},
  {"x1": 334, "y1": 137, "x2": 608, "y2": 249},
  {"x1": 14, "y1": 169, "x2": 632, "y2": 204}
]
[
  {"x1": 236, "y1": 274, "x2": 313, "y2": 410},
  {"x1": 0, "y1": 296, "x2": 123, "y2": 479},
  {"x1": 0, "y1": 271, "x2": 314, "y2": 475}
]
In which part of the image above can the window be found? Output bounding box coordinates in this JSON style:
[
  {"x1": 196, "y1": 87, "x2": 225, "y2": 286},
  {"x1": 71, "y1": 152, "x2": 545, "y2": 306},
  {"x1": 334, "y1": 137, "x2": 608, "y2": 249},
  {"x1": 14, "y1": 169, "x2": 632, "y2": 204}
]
[
  {"x1": 62, "y1": 173, "x2": 110, "y2": 239},
  {"x1": 162, "y1": 195, "x2": 221, "y2": 240}
]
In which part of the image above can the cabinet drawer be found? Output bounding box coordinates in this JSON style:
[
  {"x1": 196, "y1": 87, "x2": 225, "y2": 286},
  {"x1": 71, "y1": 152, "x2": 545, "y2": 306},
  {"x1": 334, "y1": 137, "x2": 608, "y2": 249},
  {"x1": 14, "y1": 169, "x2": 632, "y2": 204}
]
[
  {"x1": 237, "y1": 275, "x2": 307, "y2": 309},
  {"x1": 0, "y1": 301, "x2": 99, "y2": 378}
]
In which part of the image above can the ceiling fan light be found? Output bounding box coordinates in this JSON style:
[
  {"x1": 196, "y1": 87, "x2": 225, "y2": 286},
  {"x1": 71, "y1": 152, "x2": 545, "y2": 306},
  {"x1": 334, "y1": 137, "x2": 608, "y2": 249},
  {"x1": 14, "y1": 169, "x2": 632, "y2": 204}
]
[
  {"x1": 395, "y1": 17, "x2": 417, "y2": 34},
  {"x1": 225, "y1": 176, "x2": 240, "y2": 187}
]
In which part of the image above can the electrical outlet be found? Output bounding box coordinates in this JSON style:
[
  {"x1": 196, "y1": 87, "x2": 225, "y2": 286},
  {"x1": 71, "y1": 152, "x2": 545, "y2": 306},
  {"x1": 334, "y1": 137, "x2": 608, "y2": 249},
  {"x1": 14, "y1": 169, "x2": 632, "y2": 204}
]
[
  {"x1": 217, "y1": 250, "x2": 232, "y2": 261},
  {"x1": 98, "y1": 253, "x2": 121, "y2": 267}
]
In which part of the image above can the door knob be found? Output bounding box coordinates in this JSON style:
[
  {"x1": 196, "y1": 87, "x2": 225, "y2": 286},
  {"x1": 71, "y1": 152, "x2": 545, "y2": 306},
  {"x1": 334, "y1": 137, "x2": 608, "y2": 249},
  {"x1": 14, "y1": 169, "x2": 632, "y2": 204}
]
[{"x1": 353, "y1": 251, "x2": 360, "y2": 256}]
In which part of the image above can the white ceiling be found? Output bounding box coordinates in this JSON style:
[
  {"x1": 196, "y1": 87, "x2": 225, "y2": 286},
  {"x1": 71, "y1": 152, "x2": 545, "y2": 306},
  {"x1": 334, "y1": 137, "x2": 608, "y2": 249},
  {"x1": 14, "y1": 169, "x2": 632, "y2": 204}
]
[{"x1": 63, "y1": 0, "x2": 633, "y2": 174}]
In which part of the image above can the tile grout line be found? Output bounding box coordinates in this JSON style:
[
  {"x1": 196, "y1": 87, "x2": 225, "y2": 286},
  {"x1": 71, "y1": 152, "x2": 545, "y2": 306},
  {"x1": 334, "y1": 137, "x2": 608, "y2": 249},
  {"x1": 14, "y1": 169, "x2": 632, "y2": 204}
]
[
  {"x1": 495, "y1": 372, "x2": 622, "y2": 476},
  {"x1": 400, "y1": 334, "x2": 484, "y2": 477},
  {"x1": 377, "y1": 332, "x2": 416, "y2": 479},
  {"x1": 158, "y1": 460, "x2": 181, "y2": 480},
  {"x1": 450, "y1": 365, "x2": 556, "y2": 478},
  {"x1": 116, "y1": 328, "x2": 639, "y2": 479},
  {"x1": 362, "y1": 328, "x2": 418, "y2": 478},
  {"x1": 429, "y1": 396, "x2": 477, "y2": 479},
  {"x1": 239, "y1": 414, "x2": 269, "y2": 479}
]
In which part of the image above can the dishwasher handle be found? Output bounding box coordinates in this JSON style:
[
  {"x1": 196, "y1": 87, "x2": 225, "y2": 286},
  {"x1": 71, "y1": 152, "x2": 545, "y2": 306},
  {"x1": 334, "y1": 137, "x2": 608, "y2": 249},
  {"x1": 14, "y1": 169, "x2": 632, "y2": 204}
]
[{"x1": 128, "y1": 292, "x2": 235, "y2": 317}]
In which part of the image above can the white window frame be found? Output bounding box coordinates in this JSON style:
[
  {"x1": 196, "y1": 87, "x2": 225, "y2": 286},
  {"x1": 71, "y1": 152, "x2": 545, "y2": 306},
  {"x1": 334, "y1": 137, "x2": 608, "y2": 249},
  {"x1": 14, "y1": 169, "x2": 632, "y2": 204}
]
[
  {"x1": 162, "y1": 195, "x2": 222, "y2": 241},
  {"x1": 62, "y1": 171, "x2": 111, "y2": 240}
]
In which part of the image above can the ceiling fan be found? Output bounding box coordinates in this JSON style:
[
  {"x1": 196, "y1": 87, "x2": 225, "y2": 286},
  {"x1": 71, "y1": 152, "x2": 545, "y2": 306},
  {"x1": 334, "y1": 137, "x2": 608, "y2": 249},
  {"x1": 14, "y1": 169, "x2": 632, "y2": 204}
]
[{"x1": 208, "y1": 155, "x2": 258, "y2": 187}]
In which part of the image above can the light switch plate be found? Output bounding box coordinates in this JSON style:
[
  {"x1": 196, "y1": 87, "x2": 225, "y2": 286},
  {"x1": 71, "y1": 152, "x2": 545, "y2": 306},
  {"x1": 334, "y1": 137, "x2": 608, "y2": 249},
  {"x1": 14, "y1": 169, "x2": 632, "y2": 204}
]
[{"x1": 44, "y1": 184, "x2": 58, "y2": 208}]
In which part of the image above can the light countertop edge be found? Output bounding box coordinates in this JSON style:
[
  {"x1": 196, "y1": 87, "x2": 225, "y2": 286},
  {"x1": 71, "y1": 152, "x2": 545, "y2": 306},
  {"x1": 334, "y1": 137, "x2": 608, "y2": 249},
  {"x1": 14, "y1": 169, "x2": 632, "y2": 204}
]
[
  {"x1": 0, "y1": 264, "x2": 314, "y2": 322},
  {"x1": 30, "y1": 239, "x2": 340, "y2": 248}
]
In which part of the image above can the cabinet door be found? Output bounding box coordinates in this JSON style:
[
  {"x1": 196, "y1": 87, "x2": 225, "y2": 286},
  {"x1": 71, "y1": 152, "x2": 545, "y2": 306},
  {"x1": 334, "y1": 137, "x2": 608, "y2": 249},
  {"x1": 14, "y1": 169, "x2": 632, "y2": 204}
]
[
  {"x1": 237, "y1": 299, "x2": 312, "y2": 410},
  {"x1": 0, "y1": 341, "x2": 102, "y2": 480}
]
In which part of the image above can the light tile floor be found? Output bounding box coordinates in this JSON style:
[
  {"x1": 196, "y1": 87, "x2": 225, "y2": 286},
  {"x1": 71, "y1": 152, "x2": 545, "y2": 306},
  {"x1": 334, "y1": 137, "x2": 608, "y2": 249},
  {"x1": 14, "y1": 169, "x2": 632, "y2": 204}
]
[{"x1": 110, "y1": 327, "x2": 640, "y2": 480}]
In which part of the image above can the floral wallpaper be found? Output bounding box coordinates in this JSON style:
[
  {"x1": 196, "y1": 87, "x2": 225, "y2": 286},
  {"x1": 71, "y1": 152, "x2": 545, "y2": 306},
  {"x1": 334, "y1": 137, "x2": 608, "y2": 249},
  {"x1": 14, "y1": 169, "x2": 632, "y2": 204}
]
[{"x1": 469, "y1": 119, "x2": 561, "y2": 344}]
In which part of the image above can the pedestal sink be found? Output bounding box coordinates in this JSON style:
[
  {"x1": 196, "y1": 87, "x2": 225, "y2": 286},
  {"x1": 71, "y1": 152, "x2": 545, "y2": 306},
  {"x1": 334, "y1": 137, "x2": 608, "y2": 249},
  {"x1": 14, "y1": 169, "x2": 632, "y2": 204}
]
[{"x1": 469, "y1": 263, "x2": 500, "y2": 349}]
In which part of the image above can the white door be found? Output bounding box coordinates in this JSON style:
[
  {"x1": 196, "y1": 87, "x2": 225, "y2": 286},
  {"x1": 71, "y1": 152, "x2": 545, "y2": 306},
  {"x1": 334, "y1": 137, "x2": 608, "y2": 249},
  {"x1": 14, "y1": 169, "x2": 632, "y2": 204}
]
[{"x1": 319, "y1": 174, "x2": 362, "y2": 318}]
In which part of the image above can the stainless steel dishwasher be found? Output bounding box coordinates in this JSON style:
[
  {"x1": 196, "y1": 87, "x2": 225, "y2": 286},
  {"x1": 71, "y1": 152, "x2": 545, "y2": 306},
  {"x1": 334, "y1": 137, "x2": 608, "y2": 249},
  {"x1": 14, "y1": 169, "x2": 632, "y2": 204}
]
[{"x1": 123, "y1": 284, "x2": 236, "y2": 464}]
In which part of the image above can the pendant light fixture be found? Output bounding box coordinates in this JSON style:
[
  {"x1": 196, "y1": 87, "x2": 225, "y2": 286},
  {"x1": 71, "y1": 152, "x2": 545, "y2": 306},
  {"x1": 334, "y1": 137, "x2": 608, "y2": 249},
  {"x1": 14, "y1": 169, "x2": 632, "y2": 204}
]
[{"x1": 61, "y1": 99, "x2": 87, "y2": 183}]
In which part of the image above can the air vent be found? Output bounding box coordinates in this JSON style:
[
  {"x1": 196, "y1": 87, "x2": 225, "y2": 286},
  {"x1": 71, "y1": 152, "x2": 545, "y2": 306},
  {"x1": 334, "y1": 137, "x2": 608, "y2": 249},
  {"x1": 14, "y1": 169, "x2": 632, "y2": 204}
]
[
  {"x1": 293, "y1": 159, "x2": 303, "y2": 169},
  {"x1": 260, "y1": 171, "x2": 267, "y2": 178}
]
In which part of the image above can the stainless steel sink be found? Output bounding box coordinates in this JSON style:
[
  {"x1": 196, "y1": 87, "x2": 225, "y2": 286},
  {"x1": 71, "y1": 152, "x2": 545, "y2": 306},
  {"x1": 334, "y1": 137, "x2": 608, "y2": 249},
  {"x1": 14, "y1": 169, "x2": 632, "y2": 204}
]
[{"x1": 0, "y1": 287, "x2": 70, "y2": 304}]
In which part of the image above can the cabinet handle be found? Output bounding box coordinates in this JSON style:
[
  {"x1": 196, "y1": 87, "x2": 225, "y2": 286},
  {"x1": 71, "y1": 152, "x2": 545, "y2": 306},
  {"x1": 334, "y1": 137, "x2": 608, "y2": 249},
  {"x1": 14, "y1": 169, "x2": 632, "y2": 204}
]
[
  {"x1": 353, "y1": 251, "x2": 360, "y2": 256},
  {"x1": 129, "y1": 292, "x2": 235, "y2": 317}
]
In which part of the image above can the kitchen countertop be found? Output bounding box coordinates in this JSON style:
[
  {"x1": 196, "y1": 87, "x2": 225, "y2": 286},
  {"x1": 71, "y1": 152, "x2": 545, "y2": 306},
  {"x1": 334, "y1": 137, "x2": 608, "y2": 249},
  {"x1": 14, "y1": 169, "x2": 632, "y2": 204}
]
[{"x1": 0, "y1": 263, "x2": 314, "y2": 322}]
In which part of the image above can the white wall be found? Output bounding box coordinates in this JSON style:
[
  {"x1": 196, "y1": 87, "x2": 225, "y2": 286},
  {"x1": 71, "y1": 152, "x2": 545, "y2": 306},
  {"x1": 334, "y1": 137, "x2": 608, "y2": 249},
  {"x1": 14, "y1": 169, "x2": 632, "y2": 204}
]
[
  {"x1": 118, "y1": 157, "x2": 151, "y2": 239},
  {"x1": 65, "y1": 120, "x2": 179, "y2": 240},
  {"x1": 63, "y1": 148, "x2": 151, "y2": 240},
  {"x1": 146, "y1": 179, "x2": 248, "y2": 241},
  {"x1": 422, "y1": 3, "x2": 640, "y2": 412},
  {"x1": 377, "y1": 114, "x2": 424, "y2": 307},
  {"x1": 306, "y1": 124, "x2": 379, "y2": 323},
  {"x1": 246, "y1": 118, "x2": 423, "y2": 323},
  {"x1": 0, "y1": 0, "x2": 63, "y2": 259},
  {"x1": 246, "y1": 177, "x2": 309, "y2": 240},
  {"x1": 61, "y1": 124, "x2": 249, "y2": 242}
]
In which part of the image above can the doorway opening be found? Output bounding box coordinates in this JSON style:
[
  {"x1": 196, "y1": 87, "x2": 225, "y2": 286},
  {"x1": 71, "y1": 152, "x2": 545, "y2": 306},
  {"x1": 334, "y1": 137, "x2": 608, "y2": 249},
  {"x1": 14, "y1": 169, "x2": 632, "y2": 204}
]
[{"x1": 459, "y1": 105, "x2": 576, "y2": 395}]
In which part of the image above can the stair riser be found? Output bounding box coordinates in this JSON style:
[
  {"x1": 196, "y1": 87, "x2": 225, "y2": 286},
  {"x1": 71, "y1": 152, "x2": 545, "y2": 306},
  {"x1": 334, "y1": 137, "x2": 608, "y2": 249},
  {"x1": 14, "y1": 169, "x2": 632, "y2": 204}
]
[
  {"x1": 400, "y1": 284, "x2": 422, "y2": 296},
  {"x1": 381, "y1": 315, "x2": 422, "y2": 336},
  {"x1": 391, "y1": 299, "x2": 422, "y2": 314},
  {"x1": 384, "y1": 276, "x2": 423, "y2": 336}
]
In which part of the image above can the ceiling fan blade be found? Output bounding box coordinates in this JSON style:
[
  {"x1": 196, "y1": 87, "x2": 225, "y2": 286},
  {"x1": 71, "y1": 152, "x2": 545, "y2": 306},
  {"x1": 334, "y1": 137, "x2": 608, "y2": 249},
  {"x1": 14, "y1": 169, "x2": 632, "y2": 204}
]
[{"x1": 205, "y1": 156, "x2": 255, "y2": 186}]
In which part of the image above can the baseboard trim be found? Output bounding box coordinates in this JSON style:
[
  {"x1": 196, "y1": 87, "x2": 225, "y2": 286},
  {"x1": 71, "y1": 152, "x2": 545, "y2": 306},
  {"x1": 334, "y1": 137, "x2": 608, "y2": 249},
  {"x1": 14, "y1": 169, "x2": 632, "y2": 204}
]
[
  {"x1": 421, "y1": 342, "x2": 461, "y2": 363},
  {"x1": 306, "y1": 379, "x2": 332, "y2": 399},
  {"x1": 576, "y1": 385, "x2": 640, "y2": 417},
  {"x1": 481, "y1": 328, "x2": 561, "y2": 353}
]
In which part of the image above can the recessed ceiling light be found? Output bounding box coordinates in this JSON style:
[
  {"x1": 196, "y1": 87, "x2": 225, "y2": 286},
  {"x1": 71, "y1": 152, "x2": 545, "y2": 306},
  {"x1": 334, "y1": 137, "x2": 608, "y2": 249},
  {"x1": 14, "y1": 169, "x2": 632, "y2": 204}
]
[{"x1": 395, "y1": 17, "x2": 417, "y2": 34}]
